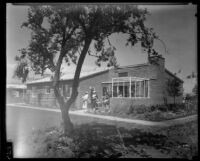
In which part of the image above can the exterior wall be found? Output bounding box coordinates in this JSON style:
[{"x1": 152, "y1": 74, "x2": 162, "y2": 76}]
[
  {"x1": 26, "y1": 82, "x2": 58, "y2": 108},
  {"x1": 26, "y1": 71, "x2": 109, "y2": 109},
  {"x1": 164, "y1": 72, "x2": 183, "y2": 104},
  {"x1": 77, "y1": 71, "x2": 109, "y2": 109},
  {"x1": 109, "y1": 61, "x2": 166, "y2": 108}
]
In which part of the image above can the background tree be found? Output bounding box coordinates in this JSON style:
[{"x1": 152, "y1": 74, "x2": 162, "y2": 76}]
[
  {"x1": 192, "y1": 83, "x2": 197, "y2": 97},
  {"x1": 15, "y1": 4, "x2": 157, "y2": 135},
  {"x1": 167, "y1": 78, "x2": 183, "y2": 105}
]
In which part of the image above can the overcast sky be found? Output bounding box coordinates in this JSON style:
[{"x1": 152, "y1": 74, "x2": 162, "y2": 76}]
[{"x1": 6, "y1": 3, "x2": 197, "y2": 93}]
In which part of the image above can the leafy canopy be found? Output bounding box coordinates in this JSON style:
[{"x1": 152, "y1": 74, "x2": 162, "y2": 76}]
[
  {"x1": 167, "y1": 79, "x2": 183, "y2": 97},
  {"x1": 15, "y1": 4, "x2": 157, "y2": 82}
]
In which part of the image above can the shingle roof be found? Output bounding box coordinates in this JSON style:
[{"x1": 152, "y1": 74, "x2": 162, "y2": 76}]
[
  {"x1": 26, "y1": 67, "x2": 111, "y2": 84},
  {"x1": 26, "y1": 64, "x2": 184, "y2": 85},
  {"x1": 165, "y1": 69, "x2": 184, "y2": 83}
]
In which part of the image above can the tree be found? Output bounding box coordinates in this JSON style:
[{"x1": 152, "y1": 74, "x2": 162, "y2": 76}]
[
  {"x1": 167, "y1": 78, "x2": 183, "y2": 105},
  {"x1": 192, "y1": 83, "x2": 197, "y2": 96},
  {"x1": 15, "y1": 4, "x2": 157, "y2": 135}
]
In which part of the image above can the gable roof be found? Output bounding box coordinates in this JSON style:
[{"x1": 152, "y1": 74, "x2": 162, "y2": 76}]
[
  {"x1": 165, "y1": 69, "x2": 184, "y2": 83},
  {"x1": 26, "y1": 63, "x2": 184, "y2": 85},
  {"x1": 26, "y1": 68, "x2": 110, "y2": 84}
]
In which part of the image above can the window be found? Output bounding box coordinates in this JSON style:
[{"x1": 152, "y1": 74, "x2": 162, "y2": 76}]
[
  {"x1": 145, "y1": 80, "x2": 149, "y2": 97},
  {"x1": 65, "y1": 85, "x2": 72, "y2": 97},
  {"x1": 124, "y1": 82, "x2": 130, "y2": 97},
  {"x1": 103, "y1": 87, "x2": 108, "y2": 96},
  {"x1": 113, "y1": 83, "x2": 118, "y2": 97},
  {"x1": 131, "y1": 81, "x2": 136, "y2": 97},
  {"x1": 136, "y1": 81, "x2": 140, "y2": 97},
  {"x1": 118, "y1": 72, "x2": 128, "y2": 77},
  {"x1": 112, "y1": 77, "x2": 149, "y2": 98},
  {"x1": 140, "y1": 81, "x2": 145, "y2": 97},
  {"x1": 45, "y1": 86, "x2": 51, "y2": 94}
]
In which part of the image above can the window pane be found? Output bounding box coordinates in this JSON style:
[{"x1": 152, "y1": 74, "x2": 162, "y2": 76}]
[
  {"x1": 124, "y1": 82, "x2": 130, "y2": 97},
  {"x1": 118, "y1": 85, "x2": 123, "y2": 97},
  {"x1": 140, "y1": 81, "x2": 144, "y2": 97},
  {"x1": 113, "y1": 85, "x2": 118, "y2": 97},
  {"x1": 145, "y1": 80, "x2": 149, "y2": 97},
  {"x1": 103, "y1": 87, "x2": 108, "y2": 96},
  {"x1": 131, "y1": 81, "x2": 135, "y2": 97},
  {"x1": 65, "y1": 85, "x2": 71, "y2": 97},
  {"x1": 136, "y1": 81, "x2": 140, "y2": 97}
]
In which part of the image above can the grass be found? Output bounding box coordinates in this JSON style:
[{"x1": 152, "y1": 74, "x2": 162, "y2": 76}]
[{"x1": 27, "y1": 119, "x2": 198, "y2": 158}]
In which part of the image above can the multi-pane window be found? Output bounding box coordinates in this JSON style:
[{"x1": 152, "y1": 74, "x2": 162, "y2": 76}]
[
  {"x1": 112, "y1": 77, "x2": 149, "y2": 98},
  {"x1": 131, "y1": 81, "x2": 136, "y2": 97}
]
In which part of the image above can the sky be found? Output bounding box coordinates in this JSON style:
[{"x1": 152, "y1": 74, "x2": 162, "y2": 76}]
[{"x1": 6, "y1": 3, "x2": 197, "y2": 93}]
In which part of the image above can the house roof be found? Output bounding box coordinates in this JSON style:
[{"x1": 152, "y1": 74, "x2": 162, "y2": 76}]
[
  {"x1": 165, "y1": 69, "x2": 184, "y2": 83},
  {"x1": 26, "y1": 63, "x2": 184, "y2": 85},
  {"x1": 6, "y1": 84, "x2": 27, "y2": 89},
  {"x1": 26, "y1": 68, "x2": 110, "y2": 84}
]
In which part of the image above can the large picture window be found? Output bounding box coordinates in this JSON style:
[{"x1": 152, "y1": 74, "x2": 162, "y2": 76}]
[{"x1": 112, "y1": 77, "x2": 149, "y2": 98}]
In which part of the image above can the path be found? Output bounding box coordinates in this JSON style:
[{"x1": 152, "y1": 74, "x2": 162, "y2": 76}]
[{"x1": 7, "y1": 103, "x2": 197, "y2": 127}]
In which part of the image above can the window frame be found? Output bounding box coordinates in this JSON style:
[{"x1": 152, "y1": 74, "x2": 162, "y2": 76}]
[{"x1": 112, "y1": 77, "x2": 150, "y2": 99}]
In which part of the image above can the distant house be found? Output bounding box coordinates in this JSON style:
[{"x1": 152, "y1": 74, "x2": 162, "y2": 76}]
[
  {"x1": 25, "y1": 55, "x2": 183, "y2": 109},
  {"x1": 6, "y1": 84, "x2": 27, "y2": 103}
]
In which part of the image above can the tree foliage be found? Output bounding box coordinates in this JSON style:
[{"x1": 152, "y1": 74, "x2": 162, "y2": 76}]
[{"x1": 167, "y1": 79, "x2": 183, "y2": 104}]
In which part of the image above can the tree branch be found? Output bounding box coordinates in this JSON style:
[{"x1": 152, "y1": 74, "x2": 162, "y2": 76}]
[{"x1": 88, "y1": 50, "x2": 99, "y2": 58}]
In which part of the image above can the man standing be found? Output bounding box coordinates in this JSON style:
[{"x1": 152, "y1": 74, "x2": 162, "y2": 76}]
[{"x1": 92, "y1": 90, "x2": 98, "y2": 112}]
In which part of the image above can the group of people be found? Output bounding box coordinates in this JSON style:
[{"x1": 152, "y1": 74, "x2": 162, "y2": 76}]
[
  {"x1": 82, "y1": 87, "x2": 99, "y2": 112},
  {"x1": 82, "y1": 86, "x2": 111, "y2": 112}
]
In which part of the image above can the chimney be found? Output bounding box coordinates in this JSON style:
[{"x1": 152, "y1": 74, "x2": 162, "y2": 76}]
[{"x1": 148, "y1": 54, "x2": 165, "y2": 68}]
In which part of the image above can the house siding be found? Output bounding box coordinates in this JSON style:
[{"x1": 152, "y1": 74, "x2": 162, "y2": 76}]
[
  {"x1": 25, "y1": 56, "x2": 183, "y2": 110},
  {"x1": 26, "y1": 71, "x2": 110, "y2": 109}
]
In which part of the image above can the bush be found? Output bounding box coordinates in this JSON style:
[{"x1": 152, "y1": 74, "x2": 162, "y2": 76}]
[{"x1": 128, "y1": 104, "x2": 152, "y2": 115}]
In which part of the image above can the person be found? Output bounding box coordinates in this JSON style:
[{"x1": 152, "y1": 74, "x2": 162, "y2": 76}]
[
  {"x1": 103, "y1": 91, "x2": 110, "y2": 112},
  {"x1": 89, "y1": 87, "x2": 94, "y2": 111},
  {"x1": 92, "y1": 90, "x2": 98, "y2": 112},
  {"x1": 82, "y1": 91, "x2": 89, "y2": 112}
]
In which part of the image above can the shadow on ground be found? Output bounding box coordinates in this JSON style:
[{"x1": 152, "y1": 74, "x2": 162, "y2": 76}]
[{"x1": 27, "y1": 120, "x2": 198, "y2": 159}]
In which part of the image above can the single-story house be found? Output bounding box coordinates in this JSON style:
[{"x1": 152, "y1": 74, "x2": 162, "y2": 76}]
[
  {"x1": 6, "y1": 84, "x2": 27, "y2": 103},
  {"x1": 25, "y1": 55, "x2": 183, "y2": 109}
]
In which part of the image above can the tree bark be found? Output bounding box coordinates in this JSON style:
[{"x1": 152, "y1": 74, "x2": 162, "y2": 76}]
[
  {"x1": 53, "y1": 38, "x2": 92, "y2": 135},
  {"x1": 62, "y1": 38, "x2": 92, "y2": 134}
]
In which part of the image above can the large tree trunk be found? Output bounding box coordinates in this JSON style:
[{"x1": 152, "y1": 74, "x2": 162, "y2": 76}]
[
  {"x1": 174, "y1": 95, "x2": 176, "y2": 105},
  {"x1": 53, "y1": 38, "x2": 92, "y2": 135}
]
